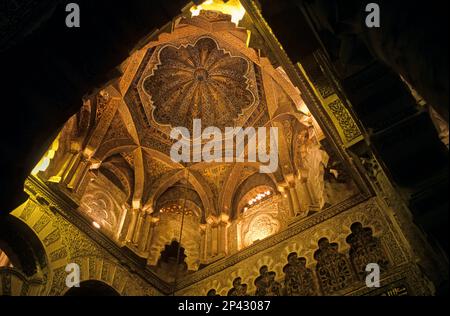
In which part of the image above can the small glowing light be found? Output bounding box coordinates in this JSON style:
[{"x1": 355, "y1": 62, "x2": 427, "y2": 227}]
[
  {"x1": 92, "y1": 221, "x2": 101, "y2": 229},
  {"x1": 283, "y1": 194, "x2": 288, "y2": 198},
  {"x1": 244, "y1": 207, "x2": 248, "y2": 212},
  {"x1": 266, "y1": 191, "x2": 271, "y2": 195}
]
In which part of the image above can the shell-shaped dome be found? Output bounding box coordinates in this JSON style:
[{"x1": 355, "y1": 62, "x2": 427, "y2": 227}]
[{"x1": 143, "y1": 37, "x2": 255, "y2": 131}]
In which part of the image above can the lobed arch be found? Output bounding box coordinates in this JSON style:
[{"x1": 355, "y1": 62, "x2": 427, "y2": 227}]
[
  {"x1": 155, "y1": 185, "x2": 204, "y2": 220},
  {"x1": 95, "y1": 145, "x2": 183, "y2": 170},
  {"x1": 230, "y1": 172, "x2": 278, "y2": 220},
  {"x1": 93, "y1": 142, "x2": 138, "y2": 163},
  {"x1": 144, "y1": 168, "x2": 216, "y2": 218},
  {"x1": 100, "y1": 158, "x2": 133, "y2": 201},
  {"x1": 271, "y1": 111, "x2": 311, "y2": 129},
  {"x1": 219, "y1": 162, "x2": 278, "y2": 218}
]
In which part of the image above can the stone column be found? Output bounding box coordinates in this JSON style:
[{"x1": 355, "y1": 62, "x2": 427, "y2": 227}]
[
  {"x1": 206, "y1": 215, "x2": 218, "y2": 258},
  {"x1": 48, "y1": 150, "x2": 75, "y2": 183},
  {"x1": 145, "y1": 216, "x2": 160, "y2": 252},
  {"x1": 212, "y1": 225, "x2": 219, "y2": 256},
  {"x1": 132, "y1": 210, "x2": 143, "y2": 245},
  {"x1": 138, "y1": 213, "x2": 151, "y2": 253},
  {"x1": 289, "y1": 185, "x2": 301, "y2": 215},
  {"x1": 205, "y1": 216, "x2": 213, "y2": 258},
  {"x1": 280, "y1": 186, "x2": 295, "y2": 218},
  {"x1": 67, "y1": 154, "x2": 91, "y2": 193},
  {"x1": 146, "y1": 216, "x2": 160, "y2": 264},
  {"x1": 199, "y1": 224, "x2": 207, "y2": 261},
  {"x1": 126, "y1": 208, "x2": 138, "y2": 243},
  {"x1": 61, "y1": 152, "x2": 81, "y2": 186},
  {"x1": 217, "y1": 214, "x2": 230, "y2": 255},
  {"x1": 296, "y1": 173, "x2": 313, "y2": 216}
]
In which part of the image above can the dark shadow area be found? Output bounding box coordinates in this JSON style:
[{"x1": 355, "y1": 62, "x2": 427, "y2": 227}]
[
  {"x1": 64, "y1": 280, "x2": 120, "y2": 296},
  {"x1": 0, "y1": 215, "x2": 47, "y2": 276}
]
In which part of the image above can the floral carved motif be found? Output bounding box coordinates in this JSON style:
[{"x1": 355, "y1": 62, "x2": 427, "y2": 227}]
[
  {"x1": 227, "y1": 277, "x2": 248, "y2": 296},
  {"x1": 283, "y1": 253, "x2": 317, "y2": 296},
  {"x1": 143, "y1": 37, "x2": 256, "y2": 132},
  {"x1": 314, "y1": 238, "x2": 355, "y2": 295},
  {"x1": 328, "y1": 100, "x2": 362, "y2": 143},
  {"x1": 346, "y1": 222, "x2": 389, "y2": 280},
  {"x1": 254, "y1": 266, "x2": 282, "y2": 296}
]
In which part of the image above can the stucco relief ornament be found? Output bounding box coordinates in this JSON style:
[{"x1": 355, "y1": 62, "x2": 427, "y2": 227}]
[
  {"x1": 80, "y1": 190, "x2": 117, "y2": 227},
  {"x1": 143, "y1": 37, "x2": 255, "y2": 132},
  {"x1": 244, "y1": 214, "x2": 280, "y2": 246}
]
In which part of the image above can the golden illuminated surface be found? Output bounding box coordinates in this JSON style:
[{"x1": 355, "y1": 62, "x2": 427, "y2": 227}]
[
  {"x1": 31, "y1": 133, "x2": 60, "y2": 175},
  {"x1": 4, "y1": 5, "x2": 425, "y2": 298},
  {"x1": 0, "y1": 250, "x2": 13, "y2": 268},
  {"x1": 244, "y1": 213, "x2": 279, "y2": 245},
  {"x1": 190, "y1": 0, "x2": 246, "y2": 25},
  {"x1": 159, "y1": 204, "x2": 196, "y2": 217},
  {"x1": 244, "y1": 190, "x2": 272, "y2": 212},
  {"x1": 143, "y1": 37, "x2": 256, "y2": 132},
  {"x1": 24, "y1": 9, "x2": 359, "y2": 265}
]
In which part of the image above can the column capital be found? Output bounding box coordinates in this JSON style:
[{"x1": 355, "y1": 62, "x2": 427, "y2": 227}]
[
  {"x1": 284, "y1": 173, "x2": 296, "y2": 185},
  {"x1": 219, "y1": 213, "x2": 230, "y2": 224},
  {"x1": 132, "y1": 199, "x2": 141, "y2": 210},
  {"x1": 88, "y1": 157, "x2": 102, "y2": 170},
  {"x1": 70, "y1": 140, "x2": 82, "y2": 153},
  {"x1": 150, "y1": 216, "x2": 160, "y2": 224},
  {"x1": 130, "y1": 207, "x2": 139, "y2": 214},
  {"x1": 277, "y1": 182, "x2": 287, "y2": 192},
  {"x1": 206, "y1": 215, "x2": 218, "y2": 225},
  {"x1": 297, "y1": 168, "x2": 309, "y2": 182}
]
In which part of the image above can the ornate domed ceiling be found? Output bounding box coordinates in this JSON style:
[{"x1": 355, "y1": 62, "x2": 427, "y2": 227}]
[
  {"x1": 3, "y1": 6, "x2": 369, "y2": 289},
  {"x1": 34, "y1": 9, "x2": 359, "y2": 275},
  {"x1": 42, "y1": 10, "x2": 353, "y2": 227},
  {"x1": 143, "y1": 37, "x2": 256, "y2": 132},
  {"x1": 125, "y1": 11, "x2": 263, "y2": 144}
]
